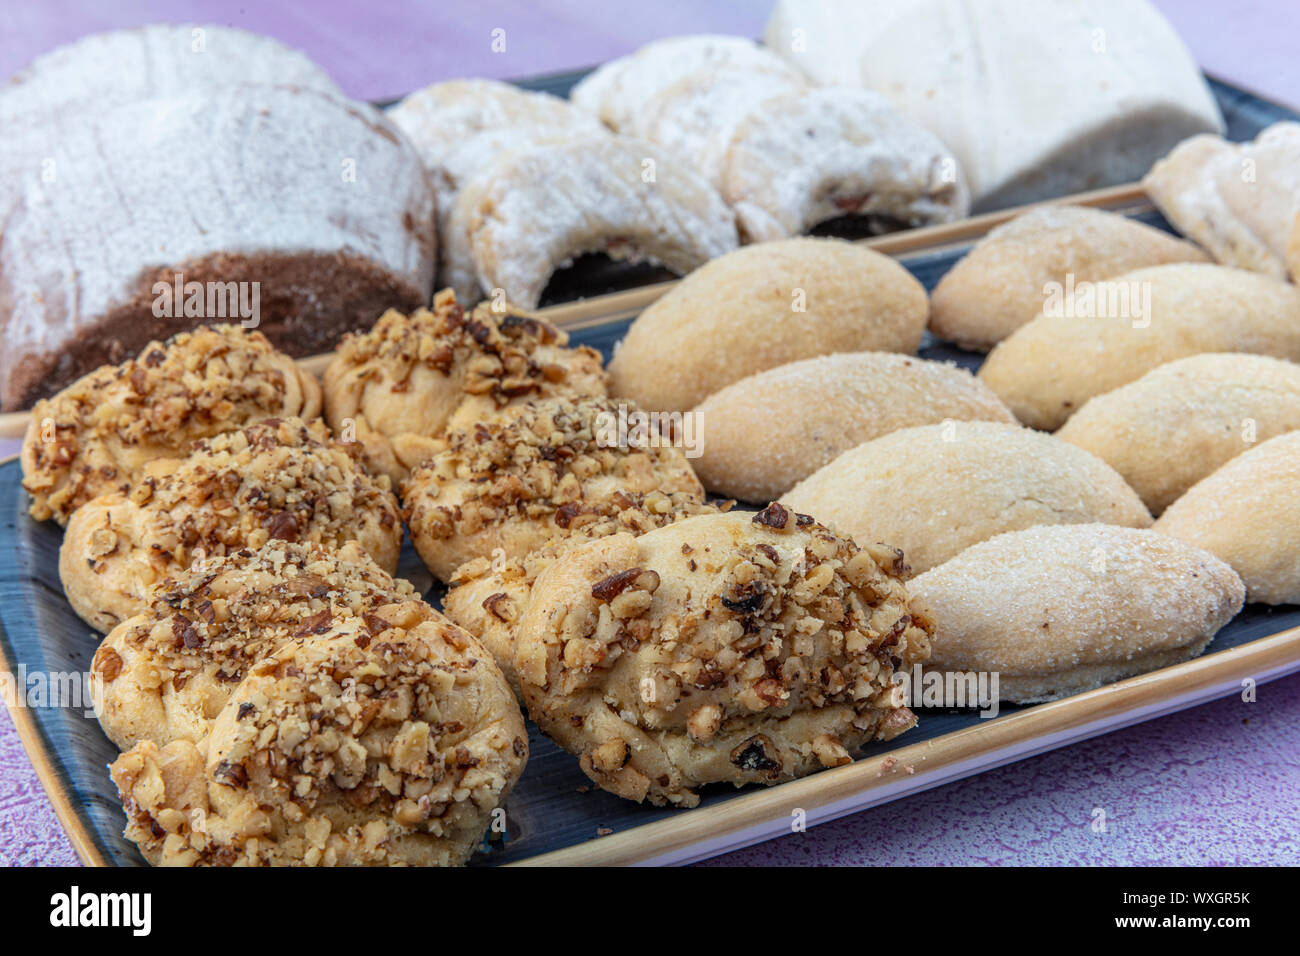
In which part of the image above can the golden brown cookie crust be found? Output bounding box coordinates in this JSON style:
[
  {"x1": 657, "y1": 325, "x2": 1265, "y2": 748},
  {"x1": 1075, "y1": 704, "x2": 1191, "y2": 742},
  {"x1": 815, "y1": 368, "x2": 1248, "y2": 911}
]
[
  {"x1": 110, "y1": 605, "x2": 526, "y2": 867},
  {"x1": 403, "y1": 395, "x2": 706, "y2": 582},
  {"x1": 21, "y1": 324, "x2": 321, "y2": 525},
  {"x1": 515, "y1": 506, "x2": 933, "y2": 807},
  {"x1": 92, "y1": 540, "x2": 419, "y2": 751},
  {"x1": 322, "y1": 288, "x2": 607, "y2": 483},
  {"x1": 444, "y1": 491, "x2": 730, "y2": 695},
  {"x1": 61, "y1": 417, "x2": 402, "y2": 632}
]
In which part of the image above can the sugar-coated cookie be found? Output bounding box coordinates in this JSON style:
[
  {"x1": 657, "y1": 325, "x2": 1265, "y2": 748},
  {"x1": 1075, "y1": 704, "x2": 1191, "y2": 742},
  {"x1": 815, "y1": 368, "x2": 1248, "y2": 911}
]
[
  {"x1": 1154, "y1": 431, "x2": 1300, "y2": 605},
  {"x1": 784, "y1": 422, "x2": 1152, "y2": 574},
  {"x1": 909, "y1": 524, "x2": 1244, "y2": 703}
]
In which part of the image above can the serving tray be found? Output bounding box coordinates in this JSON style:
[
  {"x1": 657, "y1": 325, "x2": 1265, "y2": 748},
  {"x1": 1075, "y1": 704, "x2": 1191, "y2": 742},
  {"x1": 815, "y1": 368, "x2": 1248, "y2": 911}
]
[{"x1": 1, "y1": 74, "x2": 1298, "y2": 868}]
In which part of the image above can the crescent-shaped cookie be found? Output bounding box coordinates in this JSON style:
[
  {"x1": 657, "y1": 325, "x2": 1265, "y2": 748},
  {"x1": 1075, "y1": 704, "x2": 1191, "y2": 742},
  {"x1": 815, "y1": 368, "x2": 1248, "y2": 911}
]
[
  {"x1": 446, "y1": 135, "x2": 738, "y2": 308},
  {"x1": 61, "y1": 417, "x2": 402, "y2": 632},
  {"x1": 783, "y1": 421, "x2": 1152, "y2": 575},
  {"x1": 322, "y1": 289, "x2": 607, "y2": 483},
  {"x1": 910, "y1": 524, "x2": 1244, "y2": 703},
  {"x1": 21, "y1": 325, "x2": 320, "y2": 525},
  {"x1": 1154, "y1": 430, "x2": 1300, "y2": 605},
  {"x1": 515, "y1": 506, "x2": 932, "y2": 807},
  {"x1": 722, "y1": 87, "x2": 970, "y2": 243},
  {"x1": 402, "y1": 395, "x2": 706, "y2": 582}
]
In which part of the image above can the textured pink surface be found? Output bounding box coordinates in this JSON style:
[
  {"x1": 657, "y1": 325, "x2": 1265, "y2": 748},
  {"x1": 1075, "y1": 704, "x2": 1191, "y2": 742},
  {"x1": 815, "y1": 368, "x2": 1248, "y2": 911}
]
[{"x1": 2, "y1": 0, "x2": 1298, "y2": 867}]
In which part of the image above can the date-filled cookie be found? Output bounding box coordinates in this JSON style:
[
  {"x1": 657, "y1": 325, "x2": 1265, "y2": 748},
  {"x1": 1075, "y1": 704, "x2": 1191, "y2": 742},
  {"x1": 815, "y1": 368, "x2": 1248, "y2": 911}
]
[
  {"x1": 109, "y1": 601, "x2": 526, "y2": 867},
  {"x1": 515, "y1": 506, "x2": 933, "y2": 807},
  {"x1": 323, "y1": 289, "x2": 607, "y2": 483},
  {"x1": 403, "y1": 395, "x2": 706, "y2": 582},
  {"x1": 21, "y1": 325, "x2": 321, "y2": 524},
  {"x1": 61, "y1": 417, "x2": 402, "y2": 632}
]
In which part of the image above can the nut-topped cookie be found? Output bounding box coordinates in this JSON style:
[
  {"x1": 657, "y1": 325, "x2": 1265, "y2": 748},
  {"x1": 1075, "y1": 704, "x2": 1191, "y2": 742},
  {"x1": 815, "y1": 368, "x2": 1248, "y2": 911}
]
[
  {"x1": 21, "y1": 324, "x2": 321, "y2": 525},
  {"x1": 92, "y1": 540, "x2": 419, "y2": 750},
  {"x1": 403, "y1": 395, "x2": 706, "y2": 582},
  {"x1": 515, "y1": 506, "x2": 933, "y2": 807},
  {"x1": 61, "y1": 417, "x2": 402, "y2": 632},
  {"x1": 444, "y1": 491, "x2": 730, "y2": 694},
  {"x1": 323, "y1": 288, "x2": 607, "y2": 482},
  {"x1": 109, "y1": 599, "x2": 526, "y2": 867}
]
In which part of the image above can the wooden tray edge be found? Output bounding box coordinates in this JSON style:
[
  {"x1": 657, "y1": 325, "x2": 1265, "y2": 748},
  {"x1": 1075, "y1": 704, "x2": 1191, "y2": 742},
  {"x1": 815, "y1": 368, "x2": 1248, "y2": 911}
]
[{"x1": 0, "y1": 182, "x2": 1148, "y2": 442}]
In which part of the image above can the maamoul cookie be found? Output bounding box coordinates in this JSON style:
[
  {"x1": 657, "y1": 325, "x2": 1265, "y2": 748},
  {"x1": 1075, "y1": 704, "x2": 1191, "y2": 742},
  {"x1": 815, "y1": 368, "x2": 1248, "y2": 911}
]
[
  {"x1": 609, "y1": 238, "x2": 928, "y2": 412},
  {"x1": 445, "y1": 135, "x2": 738, "y2": 307},
  {"x1": 690, "y1": 352, "x2": 1016, "y2": 502},
  {"x1": 21, "y1": 325, "x2": 321, "y2": 525},
  {"x1": 403, "y1": 396, "x2": 706, "y2": 582},
  {"x1": 929, "y1": 205, "x2": 1208, "y2": 351},
  {"x1": 721, "y1": 87, "x2": 970, "y2": 242},
  {"x1": 1056, "y1": 353, "x2": 1300, "y2": 514},
  {"x1": 92, "y1": 540, "x2": 418, "y2": 750},
  {"x1": 570, "y1": 34, "x2": 805, "y2": 133},
  {"x1": 322, "y1": 289, "x2": 607, "y2": 483},
  {"x1": 1143, "y1": 122, "x2": 1300, "y2": 279},
  {"x1": 1154, "y1": 431, "x2": 1300, "y2": 605},
  {"x1": 909, "y1": 524, "x2": 1244, "y2": 703},
  {"x1": 979, "y1": 263, "x2": 1300, "y2": 430},
  {"x1": 515, "y1": 506, "x2": 933, "y2": 807},
  {"x1": 444, "y1": 491, "x2": 728, "y2": 694},
  {"x1": 61, "y1": 417, "x2": 402, "y2": 632},
  {"x1": 783, "y1": 422, "x2": 1152, "y2": 575},
  {"x1": 109, "y1": 600, "x2": 526, "y2": 866}
]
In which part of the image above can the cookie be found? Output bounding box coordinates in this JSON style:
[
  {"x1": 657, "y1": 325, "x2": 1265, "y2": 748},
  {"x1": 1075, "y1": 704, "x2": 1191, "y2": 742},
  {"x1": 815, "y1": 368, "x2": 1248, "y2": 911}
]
[
  {"x1": 609, "y1": 238, "x2": 928, "y2": 413},
  {"x1": 722, "y1": 87, "x2": 970, "y2": 242},
  {"x1": 570, "y1": 34, "x2": 804, "y2": 133},
  {"x1": 444, "y1": 491, "x2": 728, "y2": 695},
  {"x1": 1154, "y1": 431, "x2": 1300, "y2": 605},
  {"x1": 61, "y1": 417, "x2": 401, "y2": 632},
  {"x1": 929, "y1": 205, "x2": 1208, "y2": 351},
  {"x1": 909, "y1": 524, "x2": 1244, "y2": 703},
  {"x1": 978, "y1": 263, "x2": 1300, "y2": 430},
  {"x1": 386, "y1": 79, "x2": 608, "y2": 289},
  {"x1": 92, "y1": 540, "x2": 418, "y2": 750},
  {"x1": 689, "y1": 352, "x2": 1016, "y2": 502},
  {"x1": 402, "y1": 396, "x2": 705, "y2": 582},
  {"x1": 322, "y1": 289, "x2": 607, "y2": 483},
  {"x1": 785, "y1": 422, "x2": 1152, "y2": 574},
  {"x1": 446, "y1": 135, "x2": 738, "y2": 308},
  {"x1": 515, "y1": 506, "x2": 933, "y2": 807},
  {"x1": 21, "y1": 325, "x2": 321, "y2": 525},
  {"x1": 109, "y1": 601, "x2": 526, "y2": 866},
  {"x1": 1056, "y1": 353, "x2": 1300, "y2": 514}
]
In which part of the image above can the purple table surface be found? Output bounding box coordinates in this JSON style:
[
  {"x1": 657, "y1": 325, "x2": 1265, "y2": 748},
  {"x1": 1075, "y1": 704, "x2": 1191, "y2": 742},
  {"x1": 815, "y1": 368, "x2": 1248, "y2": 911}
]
[{"x1": 2, "y1": 0, "x2": 1298, "y2": 868}]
